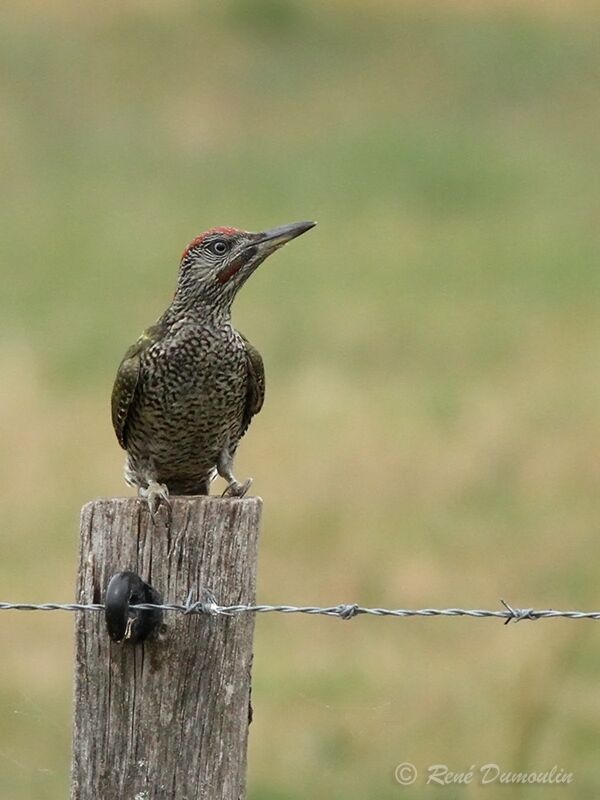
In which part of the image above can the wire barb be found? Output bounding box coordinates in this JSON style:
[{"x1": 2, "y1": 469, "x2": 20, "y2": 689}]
[
  {"x1": 500, "y1": 599, "x2": 537, "y2": 625},
  {"x1": 336, "y1": 603, "x2": 361, "y2": 620},
  {"x1": 183, "y1": 589, "x2": 221, "y2": 616}
]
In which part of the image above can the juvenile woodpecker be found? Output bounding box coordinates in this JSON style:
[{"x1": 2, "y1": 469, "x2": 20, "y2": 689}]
[{"x1": 111, "y1": 221, "x2": 315, "y2": 514}]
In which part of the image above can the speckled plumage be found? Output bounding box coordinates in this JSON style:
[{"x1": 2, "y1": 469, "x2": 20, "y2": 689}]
[{"x1": 111, "y1": 221, "x2": 314, "y2": 507}]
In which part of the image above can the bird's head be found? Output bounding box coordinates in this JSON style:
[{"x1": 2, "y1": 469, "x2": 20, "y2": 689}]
[{"x1": 174, "y1": 220, "x2": 316, "y2": 314}]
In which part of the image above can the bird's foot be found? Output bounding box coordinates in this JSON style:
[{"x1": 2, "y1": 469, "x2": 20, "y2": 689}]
[
  {"x1": 140, "y1": 480, "x2": 171, "y2": 522},
  {"x1": 221, "y1": 477, "x2": 252, "y2": 498}
]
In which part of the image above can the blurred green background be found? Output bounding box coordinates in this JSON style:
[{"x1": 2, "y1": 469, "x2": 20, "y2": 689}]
[{"x1": 1, "y1": 0, "x2": 600, "y2": 797}]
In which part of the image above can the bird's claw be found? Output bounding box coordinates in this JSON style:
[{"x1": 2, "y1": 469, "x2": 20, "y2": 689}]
[
  {"x1": 140, "y1": 481, "x2": 171, "y2": 522},
  {"x1": 222, "y1": 477, "x2": 252, "y2": 498}
]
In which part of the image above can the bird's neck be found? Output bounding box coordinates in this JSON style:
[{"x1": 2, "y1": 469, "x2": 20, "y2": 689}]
[{"x1": 162, "y1": 293, "x2": 232, "y2": 329}]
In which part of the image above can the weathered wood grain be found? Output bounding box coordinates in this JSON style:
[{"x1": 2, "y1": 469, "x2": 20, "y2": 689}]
[{"x1": 71, "y1": 496, "x2": 262, "y2": 800}]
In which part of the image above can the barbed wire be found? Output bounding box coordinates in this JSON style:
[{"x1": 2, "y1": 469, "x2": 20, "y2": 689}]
[{"x1": 0, "y1": 598, "x2": 599, "y2": 624}]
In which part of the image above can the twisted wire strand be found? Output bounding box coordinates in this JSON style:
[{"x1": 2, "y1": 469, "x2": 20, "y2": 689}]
[{"x1": 0, "y1": 599, "x2": 600, "y2": 623}]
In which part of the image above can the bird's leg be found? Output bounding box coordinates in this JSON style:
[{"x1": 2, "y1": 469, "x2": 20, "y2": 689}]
[
  {"x1": 139, "y1": 479, "x2": 171, "y2": 521},
  {"x1": 217, "y1": 448, "x2": 252, "y2": 498}
]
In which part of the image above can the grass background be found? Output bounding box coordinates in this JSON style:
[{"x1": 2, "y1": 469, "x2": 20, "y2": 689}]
[{"x1": 1, "y1": 1, "x2": 600, "y2": 797}]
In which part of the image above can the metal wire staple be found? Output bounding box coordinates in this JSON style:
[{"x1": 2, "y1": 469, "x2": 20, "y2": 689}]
[{"x1": 0, "y1": 599, "x2": 600, "y2": 623}]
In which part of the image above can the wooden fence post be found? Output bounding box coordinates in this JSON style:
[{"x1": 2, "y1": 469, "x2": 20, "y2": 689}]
[{"x1": 71, "y1": 495, "x2": 262, "y2": 800}]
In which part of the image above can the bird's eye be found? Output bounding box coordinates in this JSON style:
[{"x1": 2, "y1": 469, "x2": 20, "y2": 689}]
[{"x1": 209, "y1": 239, "x2": 229, "y2": 255}]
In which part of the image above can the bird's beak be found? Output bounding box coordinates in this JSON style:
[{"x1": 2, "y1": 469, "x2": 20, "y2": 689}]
[
  {"x1": 218, "y1": 221, "x2": 315, "y2": 285},
  {"x1": 253, "y1": 220, "x2": 316, "y2": 254}
]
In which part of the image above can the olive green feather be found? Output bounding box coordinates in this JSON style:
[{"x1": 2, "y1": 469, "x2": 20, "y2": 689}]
[
  {"x1": 240, "y1": 334, "x2": 265, "y2": 436},
  {"x1": 111, "y1": 324, "x2": 163, "y2": 449}
]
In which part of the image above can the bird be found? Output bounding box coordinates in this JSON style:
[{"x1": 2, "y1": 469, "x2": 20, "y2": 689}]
[{"x1": 111, "y1": 220, "x2": 316, "y2": 516}]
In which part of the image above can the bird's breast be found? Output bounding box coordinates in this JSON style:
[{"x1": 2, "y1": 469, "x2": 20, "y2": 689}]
[
  {"x1": 138, "y1": 325, "x2": 247, "y2": 424},
  {"x1": 124, "y1": 323, "x2": 251, "y2": 483}
]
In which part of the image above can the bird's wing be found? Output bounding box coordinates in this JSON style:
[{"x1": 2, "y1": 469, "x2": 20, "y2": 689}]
[
  {"x1": 111, "y1": 325, "x2": 161, "y2": 449},
  {"x1": 239, "y1": 333, "x2": 265, "y2": 437}
]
